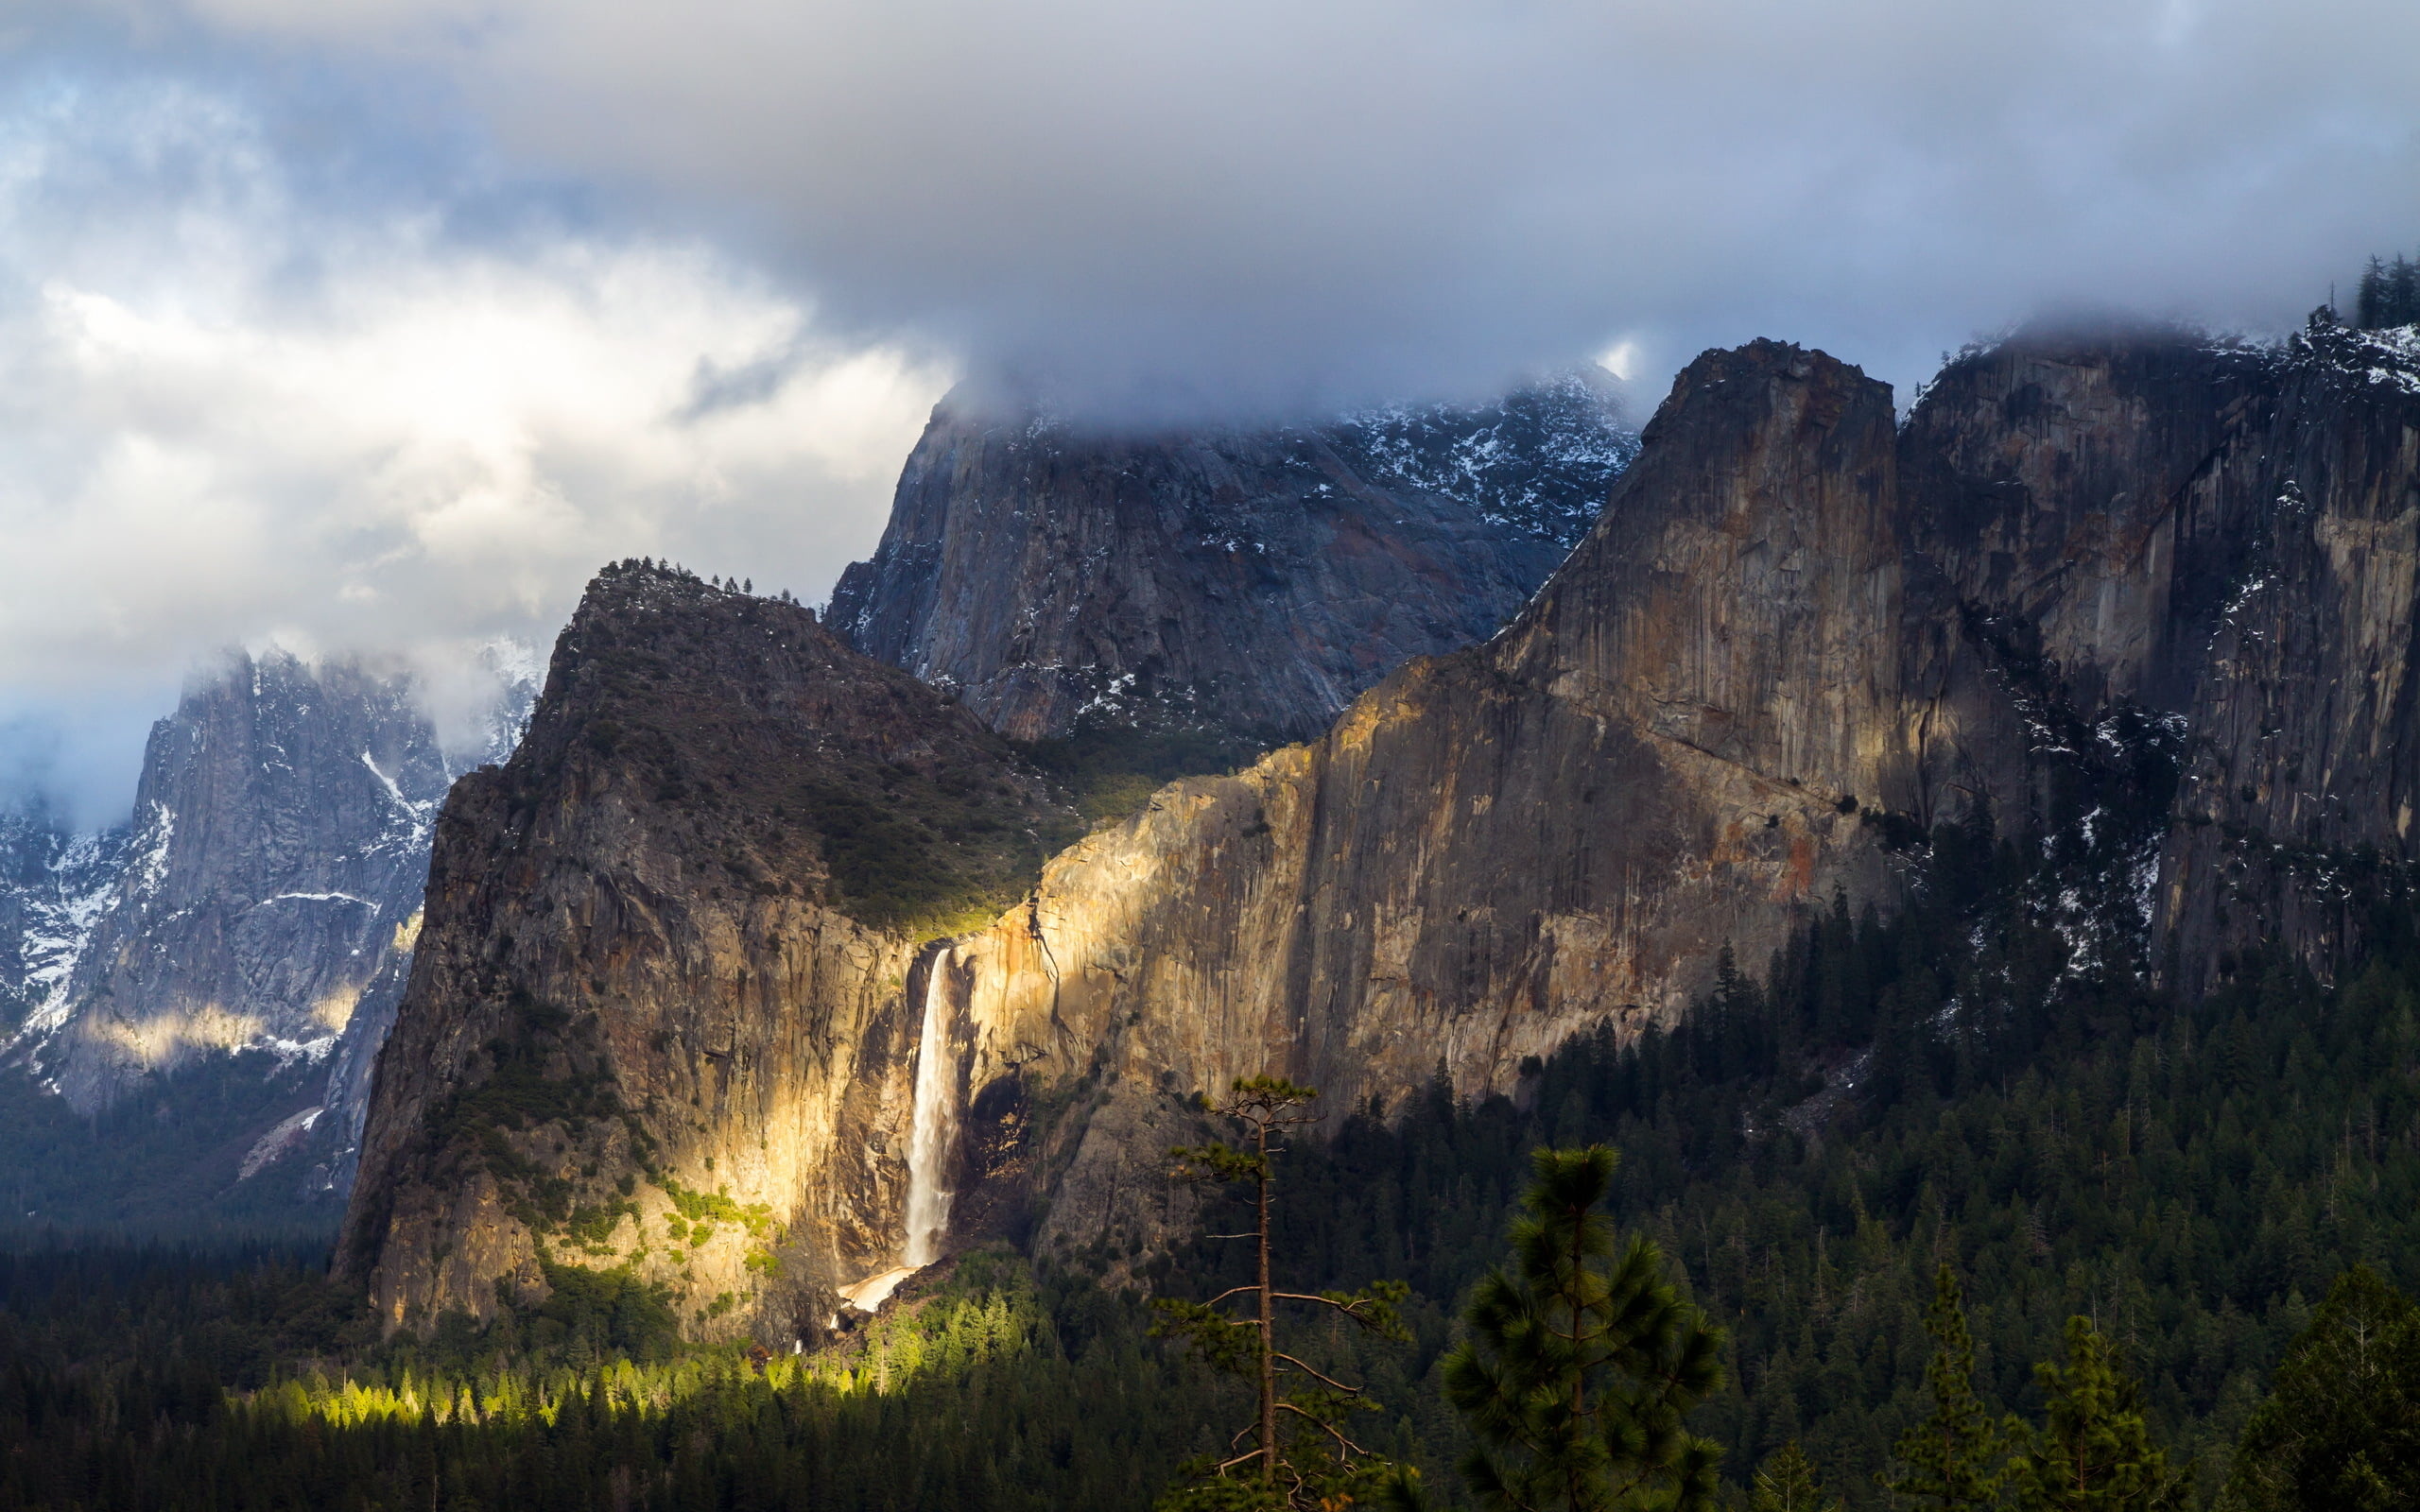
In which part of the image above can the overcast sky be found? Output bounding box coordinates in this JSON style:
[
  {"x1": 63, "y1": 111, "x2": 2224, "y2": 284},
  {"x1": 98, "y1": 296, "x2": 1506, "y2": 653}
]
[{"x1": 2, "y1": 0, "x2": 2416, "y2": 819}]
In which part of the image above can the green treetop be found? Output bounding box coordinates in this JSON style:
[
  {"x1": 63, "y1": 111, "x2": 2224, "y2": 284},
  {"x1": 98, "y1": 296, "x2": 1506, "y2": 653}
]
[
  {"x1": 2224, "y1": 1264, "x2": 2420, "y2": 1512},
  {"x1": 1751, "y1": 1441, "x2": 1841, "y2": 1512},
  {"x1": 2002, "y1": 1316, "x2": 2183, "y2": 1512},
  {"x1": 1442, "y1": 1144, "x2": 1727, "y2": 1512},
  {"x1": 1880, "y1": 1265, "x2": 2002, "y2": 1511}
]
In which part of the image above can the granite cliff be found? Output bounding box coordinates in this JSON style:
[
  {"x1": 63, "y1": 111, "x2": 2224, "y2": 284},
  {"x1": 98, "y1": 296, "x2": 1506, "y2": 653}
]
[
  {"x1": 0, "y1": 649, "x2": 531, "y2": 1225},
  {"x1": 825, "y1": 378, "x2": 1633, "y2": 744},
  {"x1": 36, "y1": 651, "x2": 457, "y2": 1112},
  {"x1": 341, "y1": 320, "x2": 2420, "y2": 1334},
  {"x1": 336, "y1": 564, "x2": 1080, "y2": 1333},
  {"x1": 0, "y1": 815, "x2": 126, "y2": 1045},
  {"x1": 1901, "y1": 318, "x2": 2420, "y2": 987},
  {"x1": 342, "y1": 344, "x2": 1913, "y2": 1328}
]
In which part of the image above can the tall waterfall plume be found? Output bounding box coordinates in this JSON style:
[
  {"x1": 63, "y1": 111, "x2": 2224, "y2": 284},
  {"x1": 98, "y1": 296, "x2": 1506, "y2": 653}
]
[{"x1": 902, "y1": 947, "x2": 960, "y2": 1268}]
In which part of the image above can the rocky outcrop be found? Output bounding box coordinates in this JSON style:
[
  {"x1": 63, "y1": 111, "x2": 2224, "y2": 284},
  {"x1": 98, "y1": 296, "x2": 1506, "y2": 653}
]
[
  {"x1": 0, "y1": 814, "x2": 127, "y2": 1040},
  {"x1": 336, "y1": 563, "x2": 1080, "y2": 1335},
  {"x1": 1324, "y1": 374, "x2": 1644, "y2": 547},
  {"x1": 341, "y1": 346, "x2": 1920, "y2": 1324},
  {"x1": 825, "y1": 379, "x2": 1631, "y2": 742},
  {"x1": 931, "y1": 322, "x2": 2420, "y2": 1266},
  {"x1": 341, "y1": 321, "x2": 2420, "y2": 1333},
  {"x1": 38, "y1": 652, "x2": 458, "y2": 1114},
  {"x1": 934, "y1": 341, "x2": 1927, "y2": 1262},
  {"x1": 0, "y1": 649, "x2": 533, "y2": 1221},
  {"x1": 1900, "y1": 319, "x2": 2420, "y2": 988}
]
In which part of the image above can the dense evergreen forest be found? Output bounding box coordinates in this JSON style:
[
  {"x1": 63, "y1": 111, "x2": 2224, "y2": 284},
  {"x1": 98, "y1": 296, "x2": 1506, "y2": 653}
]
[
  {"x1": 6, "y1": 770, "x2": 2420, "y2": 1505},
  {"x1": 0, "y1": 1051, "x2": 337, "y2": 1237}
]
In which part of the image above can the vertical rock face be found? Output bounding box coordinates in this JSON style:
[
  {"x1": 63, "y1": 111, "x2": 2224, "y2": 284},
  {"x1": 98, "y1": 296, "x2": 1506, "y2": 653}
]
[
  {"x1": 0, "y1": 815, "x2": 128, "y2": 1040},
  {"x1": 40, "y1": 651, "x2": 456, "y2": 1113},
  {"x1": 1900, "y1": 320, "x2": 2420, "y2": 986},
  {"x1": 938, "y1": 342, "x2": 1924, "y2": 1261},
  {"x1": 340, "y1": 346, "x2": 1913, "y2": 1323},
  {"x1": 824, "y1": 380, "x2": 1630, "y2": 742},
  {"x1": 337, "y1": 563, "x2": 1079, "y2": 1335},
  {"x1": 0, "y1": 649, "x2": 533, "y2": 1222},
  {"x1": 2152, "y1": 325, "x2": 2420, "y2": 981},
  {"x1": 339, "y1": 324, "x2": 2420, "y2": 1334},
  {"x1": 1900, "y1": 333, "x2": 2271, "y2": 712}
]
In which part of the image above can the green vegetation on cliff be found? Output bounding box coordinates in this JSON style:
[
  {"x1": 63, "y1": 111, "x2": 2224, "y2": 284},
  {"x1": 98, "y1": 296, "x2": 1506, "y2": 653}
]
[{"x1": 1010, "y1": 713, "x2": 1275, "y2": 826}]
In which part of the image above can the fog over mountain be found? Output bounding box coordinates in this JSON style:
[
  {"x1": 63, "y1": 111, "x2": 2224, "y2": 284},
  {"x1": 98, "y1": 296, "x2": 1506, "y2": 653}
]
[{"x1": 1, "y1": 0, "x2": 2416, "y2": 807}]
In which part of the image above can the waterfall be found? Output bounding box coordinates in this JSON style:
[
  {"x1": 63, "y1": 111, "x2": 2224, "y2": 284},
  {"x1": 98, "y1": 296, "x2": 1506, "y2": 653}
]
[{"x1": 901, "y1": 948, "x2": 959, "y2": 1268}]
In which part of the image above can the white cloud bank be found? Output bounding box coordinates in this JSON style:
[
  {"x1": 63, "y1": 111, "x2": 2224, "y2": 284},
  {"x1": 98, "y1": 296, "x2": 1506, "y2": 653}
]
[{"x1": 0, "y1": 71, "x2": 948, "y2": 817}]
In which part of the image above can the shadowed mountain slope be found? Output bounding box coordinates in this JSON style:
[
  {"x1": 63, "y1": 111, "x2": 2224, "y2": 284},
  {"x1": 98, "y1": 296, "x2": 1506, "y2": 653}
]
[{"x1": 825, "y1": 381, "x2": 1633, "y2": 743}]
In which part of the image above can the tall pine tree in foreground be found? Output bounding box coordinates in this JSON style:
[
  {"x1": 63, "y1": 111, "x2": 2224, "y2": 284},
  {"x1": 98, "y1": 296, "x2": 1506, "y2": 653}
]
[
  {"x1": 1154, "y1": 1076, "x2": 1420, "y2": 1511},
  {"x1": 2001, "y1": 1317, "x2": 2183, "y2": 1512},
  {"x1": 1879, "y1": 1266, "x2": 2001, "y2": 1510},
  {"x1": 1443, "y1": 1144, "x2": 1726, "y2": 1512}
]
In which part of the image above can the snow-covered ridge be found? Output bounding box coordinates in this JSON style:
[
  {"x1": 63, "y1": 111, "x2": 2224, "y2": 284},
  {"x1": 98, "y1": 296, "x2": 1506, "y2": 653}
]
[
  {"x1": 1, "y1": 820, "x2": 132, "y2": 1050},
  {"x1": 1328, "y1": 372, "x2": 1639, "y2": 551},
  {"x1": 1, "y1": 644, "x2": 540, "y2": 1110},
  {"x1": 2292, "y1": 318, "x2": 2420, "y2": 398}
]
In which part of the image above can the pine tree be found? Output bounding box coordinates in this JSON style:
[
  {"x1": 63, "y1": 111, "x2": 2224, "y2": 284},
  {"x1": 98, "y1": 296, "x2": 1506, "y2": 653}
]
[
  {"x1": 1442, "y1": 1144, "x2": 1726, "y2": 1512},
  {"x1": 2225, "y1": 1265, "x2": 2420, "y2": 1512},
  {"x1": 2358, "y1": 252, "x2": 2420, "y2": 328},
  {"x1": 2359, "y1": 256, "x2": 2389, "y2": 328},
  {"x1": 2002, "y1": 1317, "x2": 2181, "y2": 1511},
  {"x1": 1879, "y1": 1265, "x2": 2001, "y2": 1510},
  {"x1": 1153, "y1": 1076, "x2": 1420, "y2": 1512},
  {"x1": 1752, "y1": 1441, "x2": 1840, "y2": 1512}
]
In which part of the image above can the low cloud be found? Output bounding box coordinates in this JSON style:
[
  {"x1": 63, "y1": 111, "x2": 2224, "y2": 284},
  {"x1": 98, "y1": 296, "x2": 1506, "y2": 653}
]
[
  {"x1": 0, "y1": 67, "x2": 947, "y2": 819},
  {"x1": 181, "y1": 0, "x2": 2420, "y2": 418}
]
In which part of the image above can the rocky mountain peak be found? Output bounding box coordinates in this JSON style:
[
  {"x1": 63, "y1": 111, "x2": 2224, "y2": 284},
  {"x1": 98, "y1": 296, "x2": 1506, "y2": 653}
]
[
  {"x1": 34, "y1": 648, "x2": 456, "y2": 1112},
  {"x1": 0, "y1": 813, "x2": 128, "y2": 1041},
  {"x1": 337, "y1": 561, "x2": 1080, "y2": 1332},
  {"x1": 1324, "y1": 370, "x2": 1639, "y2": 547},
  {"x1": 824, "y1": 380, "x2": 1631, "y2": 744},
  {"x1": 531, "y1": 558, "x2": 1078, "y2": 930},
  {"x1": 1501, "y1": 340, "x2": 1907, "y2": 806},
  {"x1": 0, "y1": 644, "x2": 535, "y2": 1226},
  {"x1": 333, "y1": 350, "x2": 1893, "y2": 1329},
  {"x1": 337, "y1": 324, "x2": 2420, "y2": 1339}
]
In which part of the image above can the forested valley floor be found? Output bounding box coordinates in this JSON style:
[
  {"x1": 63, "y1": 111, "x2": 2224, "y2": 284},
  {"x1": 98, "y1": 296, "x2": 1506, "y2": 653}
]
[{"x1": 5, "y1": 802, "x2": 2420, "y2": 1509}]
